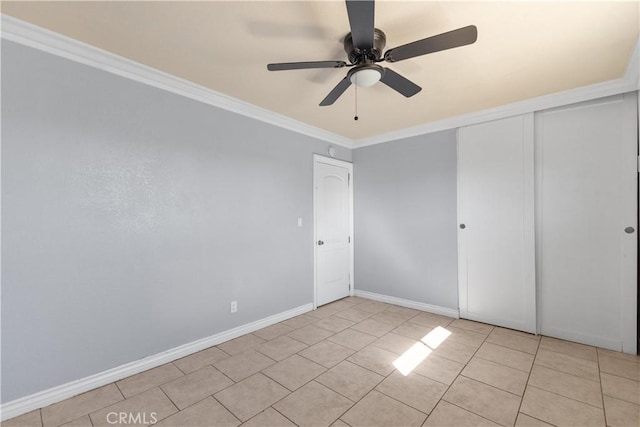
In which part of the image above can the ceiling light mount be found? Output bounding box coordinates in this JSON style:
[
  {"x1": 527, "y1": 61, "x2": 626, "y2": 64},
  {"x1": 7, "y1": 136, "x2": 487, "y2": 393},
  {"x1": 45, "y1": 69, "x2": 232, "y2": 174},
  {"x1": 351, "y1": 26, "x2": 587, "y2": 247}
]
[{"x1": 344, "y1": 28, "x2": 386, "y2": 63}]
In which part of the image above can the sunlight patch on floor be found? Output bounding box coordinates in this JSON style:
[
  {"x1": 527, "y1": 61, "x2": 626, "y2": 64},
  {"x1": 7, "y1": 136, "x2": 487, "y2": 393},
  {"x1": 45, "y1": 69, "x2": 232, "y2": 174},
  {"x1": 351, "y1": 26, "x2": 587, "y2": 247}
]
[
  {"x1": 393, "y1": 326, "x2": 451, "y2": 376},
  {"x1": 393, "y1": 342, "x2": 432, "y2": 375},
  {"x1": 421, "y1": 326, "x2": 451, "y2": 349}
]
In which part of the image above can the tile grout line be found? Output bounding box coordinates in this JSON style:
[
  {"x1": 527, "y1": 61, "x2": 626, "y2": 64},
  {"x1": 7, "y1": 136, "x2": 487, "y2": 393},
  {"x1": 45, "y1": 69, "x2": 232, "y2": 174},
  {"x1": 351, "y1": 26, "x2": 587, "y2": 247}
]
[
  {"x1": 210, "y1": 392, "x2": 245, "y2": 423},
  {"x1": 295, "y1": 351, "x2": 345, "y2": 371},
  {"x1": 472, "y1": 354, "x2": 532, "y2": 374},
  {"x1": 441, "y1": 400, "x2": 508, "y2": 426},
  {"x1": 456, "y1": 373, "x2": 524, "y2": 399},
  {"x1": 431, "y1": 324, "x2": 504, "y2": 425},
  {"x1": 269, "y1": 404, "x2": 299, "y2": 426},
  {"x1": 50, "y1": 381, "x2": 128, "y2": 426},
  {"x1": 532, "y1": 360, "x2": 602, "y2": 384},
  {"x1": 537, "y1": 340, "x2": 602, "y2": 363},
  {"x1": 171, "y1": 361, "x2": 190, "y2": 376},
  {"x1": 342, "y1": 351, "x2": 396, "y2": 378},
  {"x1": 262, "y1": 362, "x2": 324, "y2": 394},
  {"x1": 597, "y1": 347, "x2": 609, "y2": 425},
  {"x1": 481, "y1": 339, "x2": 538, "y2": 357},
  {"x1": 372, "y1": 383, "x2": 432, "y2": 419},
  {"x1": 596, "y1": 348, "x2": 640, "y2": 365},
  {"x1": 329, "y1": 327, "x2": 379, "y2": 344},
  {"x1": 154, "y1": 386, "x2": 181, "y2": 423},
  {"x1": 255, "y1": 376, "x2": 315, "y2": 425},
  {"x1": 113, "y1": 381, "x2": 126, "y2": 400},
  {"x1": 218, "y1": 334, "x2": 266, "y2": 357},
  {"x1": 210, "y1": 363, "x2": 238, "y2": 387},
  {"x1": 597, "y1": 368, "x2": 640, "y2": 382},
  {"x1": 205, "y1": 394, "x2": 244, "y2": 426},
  {"x1": 526, "y1": 384, "x2": 607, "y2": 411},
  {"x1": 537, "y1": 345, "x2": 600, "y2": 364},
  {"x1": 171, "y1": 345, "x2": 232, "y2": 375},
  {"x1": 327, "y1": 355, "x2": 394, "y2": 407},
  {"x1": 157, "y1": 363, "x2": 241, "y2": 423},
  {"x1": 115, "y1": 365, "x2": 186, "y2": 400},
  {"x1": 156, "y1": 390, "x2": 220, "y2": 422},
  {"x1": 209, "y1": 371, "x2": 280, "y2": 425},
  {"x1": 253, "y1": 343, "x2": 309, "y2": 364},
  {"x1": 514, "y1": 334, "x2": 542, "y2": 423},
  {"x1": 518, "y1": 412, "x2": 558, "y2": 427},
  {"x1": 325, "y1": 340, "x2": 376, "y2": 353}
]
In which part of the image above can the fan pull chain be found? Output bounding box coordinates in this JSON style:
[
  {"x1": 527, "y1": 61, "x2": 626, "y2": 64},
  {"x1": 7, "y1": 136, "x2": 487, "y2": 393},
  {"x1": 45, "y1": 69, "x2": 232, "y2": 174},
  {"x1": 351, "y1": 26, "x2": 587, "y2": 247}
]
[{"x1": 354, "y1": 75, "x2": 359, "y2": 121}]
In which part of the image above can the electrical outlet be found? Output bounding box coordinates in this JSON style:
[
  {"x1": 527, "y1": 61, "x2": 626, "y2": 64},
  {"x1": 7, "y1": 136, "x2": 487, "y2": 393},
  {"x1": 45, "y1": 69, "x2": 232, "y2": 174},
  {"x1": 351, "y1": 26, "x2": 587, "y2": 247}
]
[{"x1": 230, "y1": 301, "x2": 238, "y2": 313}]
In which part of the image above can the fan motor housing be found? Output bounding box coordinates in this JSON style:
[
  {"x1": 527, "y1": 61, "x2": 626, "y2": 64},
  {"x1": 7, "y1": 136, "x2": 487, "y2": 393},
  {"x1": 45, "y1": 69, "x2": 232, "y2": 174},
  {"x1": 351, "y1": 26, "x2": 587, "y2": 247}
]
[{"x1": 344, "y1": 28, "x2": 387, "y2": 63}]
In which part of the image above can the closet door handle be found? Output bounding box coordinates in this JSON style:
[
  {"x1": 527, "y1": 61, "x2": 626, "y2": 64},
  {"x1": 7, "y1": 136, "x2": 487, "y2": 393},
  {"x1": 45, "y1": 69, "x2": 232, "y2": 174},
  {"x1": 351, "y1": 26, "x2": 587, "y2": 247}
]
[
  {"x1": 624, "y1": 227, "x2": 635, "y2": 234},
  {"x1": 318, "y1": 240, "x2": 325, "y2": 245},
  {"x1": 459, "y1": 224, "x2": 466, "y2": 229}
]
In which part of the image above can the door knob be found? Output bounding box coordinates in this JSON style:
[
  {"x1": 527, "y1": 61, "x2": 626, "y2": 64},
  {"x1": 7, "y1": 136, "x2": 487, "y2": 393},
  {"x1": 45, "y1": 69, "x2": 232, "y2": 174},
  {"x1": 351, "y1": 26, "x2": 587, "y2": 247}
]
[
  {"x1": 318, "y1": 240, "x2": 324, "y2": 245},
  {"x1": 625, "y1": 226, "x2": 635, "y2": 234},
  {"x1": 459, "y1": 224, "x2": 466, "y2": 229}
]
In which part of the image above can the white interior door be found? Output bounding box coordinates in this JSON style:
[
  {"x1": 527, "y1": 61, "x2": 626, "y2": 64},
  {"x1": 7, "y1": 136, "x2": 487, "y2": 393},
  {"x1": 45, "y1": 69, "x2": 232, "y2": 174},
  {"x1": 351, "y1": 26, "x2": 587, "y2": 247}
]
[
  {"x1": 536, "y1": 93, "x2": 637, "y2": 353},
  {"x1": 314, "y1": 156, "x2": 353, "y2": 307},
  {"x1": 458, "y1": 114, "x2": 536, "y2": 333}
]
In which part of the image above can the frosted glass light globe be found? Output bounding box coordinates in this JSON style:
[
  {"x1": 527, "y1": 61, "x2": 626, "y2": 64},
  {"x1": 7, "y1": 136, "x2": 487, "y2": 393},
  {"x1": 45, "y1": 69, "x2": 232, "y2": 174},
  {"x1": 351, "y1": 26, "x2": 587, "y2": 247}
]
[{"x1": 350, "y1": 68, "x2": 382, "y2": 87}]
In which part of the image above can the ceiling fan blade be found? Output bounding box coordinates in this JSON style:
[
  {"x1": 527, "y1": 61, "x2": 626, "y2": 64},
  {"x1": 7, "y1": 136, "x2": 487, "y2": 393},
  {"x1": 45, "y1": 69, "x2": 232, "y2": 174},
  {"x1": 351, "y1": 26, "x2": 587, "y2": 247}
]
[
  {"x1": 268, "y1": 61, "x2": 347, "y2": 71},
  {"x1": 384, "y1": 25, "x2": 478, "y2": 62},
  {"x1": 345, "y1": 0, "x2": 375, "y2": 50},
  {"x1": 320, "y1": 76, "x2": 352, "y2": 106},
  {"x1": 380, "y1": 68, "x2": 422, "y2": 97}
]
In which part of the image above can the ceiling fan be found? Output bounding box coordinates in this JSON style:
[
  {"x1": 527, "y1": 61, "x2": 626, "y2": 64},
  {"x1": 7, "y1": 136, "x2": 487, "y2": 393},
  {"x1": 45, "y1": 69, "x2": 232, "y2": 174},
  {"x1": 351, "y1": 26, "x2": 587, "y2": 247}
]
[{"x1": 267, "y1": 0, "x2": 478, "y2": 107}]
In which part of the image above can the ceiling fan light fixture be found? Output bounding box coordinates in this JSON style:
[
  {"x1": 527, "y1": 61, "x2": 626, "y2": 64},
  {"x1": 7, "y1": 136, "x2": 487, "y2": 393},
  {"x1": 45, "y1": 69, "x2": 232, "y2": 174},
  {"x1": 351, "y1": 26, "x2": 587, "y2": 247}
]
[
  {"x1": 268, "y1": 0, "x2": 478, "y2": 106},
  {"x1": 348, "y1": 64, "x2": 384, "y2": 88},
  {"x1": 351, "y1": 68, "x2": 382, "y2": 87}
]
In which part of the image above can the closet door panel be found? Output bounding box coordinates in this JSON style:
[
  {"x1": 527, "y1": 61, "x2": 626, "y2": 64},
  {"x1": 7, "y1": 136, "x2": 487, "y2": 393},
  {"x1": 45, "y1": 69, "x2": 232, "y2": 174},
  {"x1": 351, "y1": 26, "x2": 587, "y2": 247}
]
[
  {"x1": 458, "y1": 114, "x2": 536, "y2": 333},
  {"x1": 536, "y1": 93, "x2": 637, "y2": 353}
]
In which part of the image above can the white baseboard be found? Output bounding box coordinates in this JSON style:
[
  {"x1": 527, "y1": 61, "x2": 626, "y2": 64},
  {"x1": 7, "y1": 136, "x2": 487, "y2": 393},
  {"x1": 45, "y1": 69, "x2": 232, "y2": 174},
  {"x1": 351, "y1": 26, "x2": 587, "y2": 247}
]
[
  {"x1": 354, "y1": 290, "x2": 459, "y2": 319},
  {"x1": 460, "y1": 311, "x2": 536, "y2": 335},
  {"x1": 540, "y1": 326, "x2": 624, "y2": 354},
  {"x1": 0, "y1": 303, "x2": 313, "y2": 421}
]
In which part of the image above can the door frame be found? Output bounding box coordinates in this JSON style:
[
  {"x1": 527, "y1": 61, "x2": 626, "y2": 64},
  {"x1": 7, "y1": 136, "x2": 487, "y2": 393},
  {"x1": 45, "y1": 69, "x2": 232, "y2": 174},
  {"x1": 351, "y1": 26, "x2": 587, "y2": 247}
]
[{"x1": 313, "y1": 154, "x2": 354, "y2": 309}]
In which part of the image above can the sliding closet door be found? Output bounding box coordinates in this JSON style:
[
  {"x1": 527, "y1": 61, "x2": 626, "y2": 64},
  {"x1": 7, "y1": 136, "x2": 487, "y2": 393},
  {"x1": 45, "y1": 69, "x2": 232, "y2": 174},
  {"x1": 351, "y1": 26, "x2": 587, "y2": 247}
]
[
  {"x1": 536, "y1": 93, "x2": 637, "y2": 353},
  {"x1": 458, "y1": 114, "x2": 536, "y2": 333}
]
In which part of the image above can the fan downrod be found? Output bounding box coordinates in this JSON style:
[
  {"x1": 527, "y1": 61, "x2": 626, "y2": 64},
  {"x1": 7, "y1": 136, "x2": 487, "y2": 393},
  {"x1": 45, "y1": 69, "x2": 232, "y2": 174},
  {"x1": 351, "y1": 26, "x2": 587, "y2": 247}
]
[{"x1": 344, "y1": 28, "x2": 387, "y2": 63}]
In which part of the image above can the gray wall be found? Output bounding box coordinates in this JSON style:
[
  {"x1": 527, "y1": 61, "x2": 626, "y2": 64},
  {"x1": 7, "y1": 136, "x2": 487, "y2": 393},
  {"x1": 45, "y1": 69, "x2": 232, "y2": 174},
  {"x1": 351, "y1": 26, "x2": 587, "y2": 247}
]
[
  {"x1": 353, "y1": 131, "x2": 458, "y2": 310},
  {"x1": 1, "y1": 40, "x2": 350, "y2": 403}
]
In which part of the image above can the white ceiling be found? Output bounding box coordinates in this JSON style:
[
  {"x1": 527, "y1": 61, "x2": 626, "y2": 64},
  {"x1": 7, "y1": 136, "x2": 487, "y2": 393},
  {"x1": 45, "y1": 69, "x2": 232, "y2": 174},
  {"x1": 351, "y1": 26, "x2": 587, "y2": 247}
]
[{"x1": 3, "y1": 1, "x2": 639, "y2": 140}]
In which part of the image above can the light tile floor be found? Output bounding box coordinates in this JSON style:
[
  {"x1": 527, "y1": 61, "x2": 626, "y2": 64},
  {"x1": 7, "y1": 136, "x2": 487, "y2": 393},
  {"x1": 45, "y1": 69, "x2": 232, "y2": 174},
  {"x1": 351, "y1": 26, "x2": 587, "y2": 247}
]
[{"x1": 4, "y1": 297, "x2": 640, "y2": 427}]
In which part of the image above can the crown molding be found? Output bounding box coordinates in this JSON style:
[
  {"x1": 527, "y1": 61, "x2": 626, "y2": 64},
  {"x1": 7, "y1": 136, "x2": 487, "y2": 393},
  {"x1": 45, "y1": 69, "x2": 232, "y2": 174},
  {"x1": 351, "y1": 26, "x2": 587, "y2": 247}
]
[
  {"x1": 354, "y1": 35, "x2": 640, "y2": 148},
  {"x1": 354, "y1": 77, "x2": 636, "y2": 148},
  {"x1": 624, "y1": 35, "x2": 639, "y2": 89},
  {"x1": 2, "y1": 14, "x2": 638, "y2": 150},
  {"x1": 0, "y1": 14, "x2": 353, "y2": 148}
]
